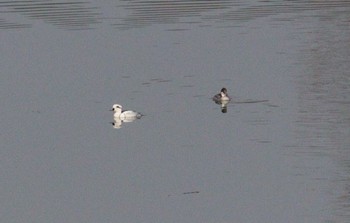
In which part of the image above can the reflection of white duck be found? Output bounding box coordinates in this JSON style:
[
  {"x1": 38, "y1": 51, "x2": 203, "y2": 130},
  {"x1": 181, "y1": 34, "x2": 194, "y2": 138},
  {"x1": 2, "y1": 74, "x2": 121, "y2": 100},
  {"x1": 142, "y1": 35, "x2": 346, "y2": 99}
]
[
  {"x1": 111, "y1": 116, "x2": 123, "y2": 129},
  {"x1": 213, "y1": 88, "x2": 231, "y2": 103},
  {"x1": 110, "y1": 104, "x2": 143, "y2": 119}
]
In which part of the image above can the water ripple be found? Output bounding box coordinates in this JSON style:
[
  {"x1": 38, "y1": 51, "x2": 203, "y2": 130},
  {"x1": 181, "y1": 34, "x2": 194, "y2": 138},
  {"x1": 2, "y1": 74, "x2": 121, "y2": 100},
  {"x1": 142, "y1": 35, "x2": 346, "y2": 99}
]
[
  {"x1": 114, "y1": 0, "x2": 236, "y2": 29},
  {"x1": 0, "y1": 18, "x2": 31, "y2": 29},
  {"x1": 0, "y1": 0, "x2": 101, "y2": 30},
  {"x1": 114, "y1": 0, "x2": 350, "y2": 30},
  {"x1": 1, "y1": 1, "x2": 350, "y2": 30},
  {"x1": 205, "y1": 1, "x2": 350, "y2": 25}
]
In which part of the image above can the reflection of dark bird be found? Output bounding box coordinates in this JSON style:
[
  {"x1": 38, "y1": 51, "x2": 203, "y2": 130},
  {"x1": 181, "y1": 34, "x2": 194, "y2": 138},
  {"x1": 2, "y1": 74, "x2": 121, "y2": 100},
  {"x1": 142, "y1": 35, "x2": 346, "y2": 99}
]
[
  {"x1": 220, "y1": 102, "x2": 228, "y2": 113},
  {"x1": 212, "y1": 88, "x2": 231, "y2": 103}
]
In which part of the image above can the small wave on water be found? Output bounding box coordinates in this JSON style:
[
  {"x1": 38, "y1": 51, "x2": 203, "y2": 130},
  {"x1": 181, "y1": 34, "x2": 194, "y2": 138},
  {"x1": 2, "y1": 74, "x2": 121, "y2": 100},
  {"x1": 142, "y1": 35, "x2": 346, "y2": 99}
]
[
  {"x1": 0, "y1": 0, "x2": 101, "y2": 30},
  {"x1": 1, "y1": 0, "x2": 350, "y2": 30}
]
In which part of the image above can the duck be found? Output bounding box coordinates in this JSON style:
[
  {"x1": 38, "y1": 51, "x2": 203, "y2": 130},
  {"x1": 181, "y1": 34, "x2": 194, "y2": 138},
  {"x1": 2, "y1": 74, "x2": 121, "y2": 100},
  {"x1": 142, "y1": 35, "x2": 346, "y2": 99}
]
[
  {"x1": 213, "y1": 88, "x2": 231, "y2": 103},
  {"x1": 110, "y1": 104, "x2": 143, "y2": 119}
]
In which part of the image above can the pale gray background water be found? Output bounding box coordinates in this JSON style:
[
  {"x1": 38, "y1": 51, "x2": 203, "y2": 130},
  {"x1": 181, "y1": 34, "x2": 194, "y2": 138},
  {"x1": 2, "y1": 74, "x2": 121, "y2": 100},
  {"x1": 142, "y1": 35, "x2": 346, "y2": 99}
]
[{"x1": 1, "y1": 1, "x2": 350, "y2": 222}]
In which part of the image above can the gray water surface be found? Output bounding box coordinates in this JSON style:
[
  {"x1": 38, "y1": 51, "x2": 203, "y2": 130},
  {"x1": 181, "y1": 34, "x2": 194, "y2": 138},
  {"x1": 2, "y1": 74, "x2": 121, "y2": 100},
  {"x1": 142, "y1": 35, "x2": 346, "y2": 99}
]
[{"x1": 1, "y1": 1, "x2": 350, "y2": 223}]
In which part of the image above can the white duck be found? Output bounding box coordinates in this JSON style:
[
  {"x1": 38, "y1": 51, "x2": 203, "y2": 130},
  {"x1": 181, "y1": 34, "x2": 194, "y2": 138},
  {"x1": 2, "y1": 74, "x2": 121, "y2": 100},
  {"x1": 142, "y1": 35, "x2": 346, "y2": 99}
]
[{"x1": 110, "y1": 104, "x2": 143, "y2": 119}]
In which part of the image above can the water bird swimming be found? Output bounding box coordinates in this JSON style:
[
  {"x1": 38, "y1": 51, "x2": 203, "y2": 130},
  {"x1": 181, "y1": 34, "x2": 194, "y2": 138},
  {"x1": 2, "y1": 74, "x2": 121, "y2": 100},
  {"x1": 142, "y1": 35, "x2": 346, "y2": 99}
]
[
  {"x1": 213, "y1": 88, "x2": 231, "y2": 103},
  {"x1": 110, "y1": 104, "x2": 143, "y2": 119}
]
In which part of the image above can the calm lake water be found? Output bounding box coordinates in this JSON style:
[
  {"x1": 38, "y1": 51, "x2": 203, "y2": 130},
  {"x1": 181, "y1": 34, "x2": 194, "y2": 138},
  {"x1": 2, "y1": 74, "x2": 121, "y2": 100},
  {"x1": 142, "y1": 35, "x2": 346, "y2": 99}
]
[{"x1": 1, "y1": 1, "x2": 350, "y2": 222}]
